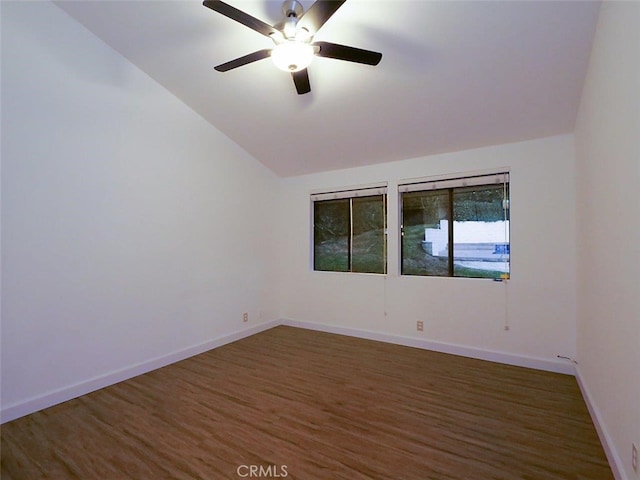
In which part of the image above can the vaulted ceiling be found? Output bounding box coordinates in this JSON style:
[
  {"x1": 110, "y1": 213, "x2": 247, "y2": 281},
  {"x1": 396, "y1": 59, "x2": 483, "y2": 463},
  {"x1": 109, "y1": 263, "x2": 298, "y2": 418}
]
[{"x1": 54, "y1": 1, "x2": 601, "y2": 177}]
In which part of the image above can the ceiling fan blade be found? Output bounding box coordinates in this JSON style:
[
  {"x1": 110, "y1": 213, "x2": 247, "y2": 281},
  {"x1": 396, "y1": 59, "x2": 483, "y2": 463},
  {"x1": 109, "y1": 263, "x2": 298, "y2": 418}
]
[
  {"x1": 214, "y1": 49, "x2": 272, "y2": 72},
  {"x1": 314, "y1": 41, "x2": 382, "y2": 66},
  {"x1": 203, "y1": 0, "x2": 279, "y2": 38},
  {"x1": 292, "y1": 69, "x2": 311, "y2": 95},
  {"x1": 298, "y1": 0, "x2": 346, "y2": 35}
]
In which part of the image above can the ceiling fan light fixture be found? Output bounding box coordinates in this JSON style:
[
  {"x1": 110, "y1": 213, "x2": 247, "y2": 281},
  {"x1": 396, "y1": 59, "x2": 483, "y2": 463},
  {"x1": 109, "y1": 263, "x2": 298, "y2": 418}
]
[{"x1": 271, "y1": 41, "x2": 314, "y2": 72}]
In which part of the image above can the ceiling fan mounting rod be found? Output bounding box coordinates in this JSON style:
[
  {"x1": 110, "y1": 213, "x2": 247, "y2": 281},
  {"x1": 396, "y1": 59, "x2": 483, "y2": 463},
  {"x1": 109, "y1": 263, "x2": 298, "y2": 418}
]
[{"x1": 282, "y1": 0, "x2": 303, "y2": 19}]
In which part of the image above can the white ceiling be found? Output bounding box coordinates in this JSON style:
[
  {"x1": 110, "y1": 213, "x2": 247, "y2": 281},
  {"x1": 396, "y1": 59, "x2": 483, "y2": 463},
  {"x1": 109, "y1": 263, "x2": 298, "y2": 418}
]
[{"x1": 54, "y1": 0, "x2": 601, "y2": 177}]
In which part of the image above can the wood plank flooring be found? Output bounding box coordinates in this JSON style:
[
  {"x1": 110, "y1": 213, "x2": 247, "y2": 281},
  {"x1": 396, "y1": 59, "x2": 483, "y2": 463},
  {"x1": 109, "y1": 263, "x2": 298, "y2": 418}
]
[{"x1": 1, "y1": 326, "x2": 612, "y2": 479}]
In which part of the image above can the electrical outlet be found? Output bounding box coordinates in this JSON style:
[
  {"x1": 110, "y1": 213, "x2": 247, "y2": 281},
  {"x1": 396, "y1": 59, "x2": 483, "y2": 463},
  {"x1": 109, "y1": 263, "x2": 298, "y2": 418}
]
[
  {"x1": 632, "y1": 442, "x2": 638, "y2": 472},
  {"x1": 243, "y1": 312, "x2": 248, "y2": 323},
  {"x1": 417, "y1": 321, "x2": 424, "y2": 332}
]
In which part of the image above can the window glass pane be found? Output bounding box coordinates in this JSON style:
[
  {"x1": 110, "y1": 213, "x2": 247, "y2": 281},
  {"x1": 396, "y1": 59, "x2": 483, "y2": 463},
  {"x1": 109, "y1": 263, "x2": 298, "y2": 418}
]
[
  {"x1": 313, "y1": 199, "x2": 350, "y2": 272},
  {"x1": 452, "y1": 185, "x2": 509, "y2": 279},
  {"x1": 401, "y1": 190, "x2": 450, "y2": 276},
  {"x1": 352, "y1": 195, "x2": 386, "y2": 274}
]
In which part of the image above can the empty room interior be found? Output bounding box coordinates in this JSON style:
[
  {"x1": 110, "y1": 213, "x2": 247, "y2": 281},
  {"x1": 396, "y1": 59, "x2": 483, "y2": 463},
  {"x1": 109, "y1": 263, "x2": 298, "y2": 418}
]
[{"x1": 1, "y1": 1, "x2": 638, "y2": 479}]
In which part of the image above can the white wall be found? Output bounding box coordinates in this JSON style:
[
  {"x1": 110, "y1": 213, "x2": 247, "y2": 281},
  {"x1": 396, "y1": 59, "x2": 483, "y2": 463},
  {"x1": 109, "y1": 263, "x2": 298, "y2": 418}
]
[
  {"x1": 574, "y1": 2, "x2": 640, "y2": 479},
  {"x1": 1, "y1": 1, "x2": 279, "y2": 421},
  {"x1": 277, "y1": 135, "x2": 577, "y2": 370},
  {"x1": 4, "y1": 11, "x2": 635, "y2": 479}
]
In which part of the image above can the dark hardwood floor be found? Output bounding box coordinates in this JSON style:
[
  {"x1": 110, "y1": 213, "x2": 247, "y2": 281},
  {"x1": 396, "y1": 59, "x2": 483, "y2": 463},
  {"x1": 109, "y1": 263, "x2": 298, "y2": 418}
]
[{"x1": 1, "y1": 326, "x2": 612, "y2": 479}]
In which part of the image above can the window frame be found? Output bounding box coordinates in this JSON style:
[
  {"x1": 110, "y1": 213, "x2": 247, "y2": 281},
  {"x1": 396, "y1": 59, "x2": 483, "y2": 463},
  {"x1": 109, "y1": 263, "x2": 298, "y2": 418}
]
[
  {"x1": 398, "y1": 172, "x2": 510, "y2": 279},
  {"x1": 311, "y1": 185, "x2": 388, "y2": 275}
]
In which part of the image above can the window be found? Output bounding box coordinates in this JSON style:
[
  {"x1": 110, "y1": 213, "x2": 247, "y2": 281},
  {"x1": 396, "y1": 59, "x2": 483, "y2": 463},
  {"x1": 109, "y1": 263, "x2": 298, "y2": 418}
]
[
  {"x1": 400, "y1": 172, "x2": 509, "y2": 279},
  {"x1": 312, "y1": 186, "x2": 387, "y2": 274}
]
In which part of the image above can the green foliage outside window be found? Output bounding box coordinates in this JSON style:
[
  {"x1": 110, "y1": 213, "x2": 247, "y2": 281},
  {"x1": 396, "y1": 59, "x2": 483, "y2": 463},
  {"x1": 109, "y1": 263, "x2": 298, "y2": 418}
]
[{"x1": 314, "y1": 195, "x2": 386, "y2": 274}]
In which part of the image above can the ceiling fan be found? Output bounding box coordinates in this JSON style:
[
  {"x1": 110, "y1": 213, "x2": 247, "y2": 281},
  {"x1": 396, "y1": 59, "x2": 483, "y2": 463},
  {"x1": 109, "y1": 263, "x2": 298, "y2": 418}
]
[{"x1": 203, "y1": 0, "x2": 382, "y2": 94}]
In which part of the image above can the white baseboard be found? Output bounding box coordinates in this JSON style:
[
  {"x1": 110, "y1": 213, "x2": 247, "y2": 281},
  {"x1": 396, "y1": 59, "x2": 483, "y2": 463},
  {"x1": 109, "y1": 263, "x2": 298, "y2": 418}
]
[
  {"x1": 4, "y1": 318, "x2": 621, "y2": 479},
  {"x1": 281, "y1": 320, "x2": 629, "y2": 478},
  {"x1": 0, "y1": 318, "x2": 578, "y2": 424},
  {"x1": 280, "y1": 318, "x2": 577, "y2": 375},
  {"x1": 1, "y1": 320, "x2": 279, "y2": 424},
  {"x1": 575, "y1": 367, "x2": 627, "y2": 480}
]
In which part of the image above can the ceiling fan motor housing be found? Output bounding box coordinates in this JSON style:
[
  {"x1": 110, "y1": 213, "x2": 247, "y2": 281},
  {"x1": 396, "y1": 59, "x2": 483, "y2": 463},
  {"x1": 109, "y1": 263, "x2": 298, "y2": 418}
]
[{"x1": 276, "y1": 0, "x2": 305, "y2": 39}]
